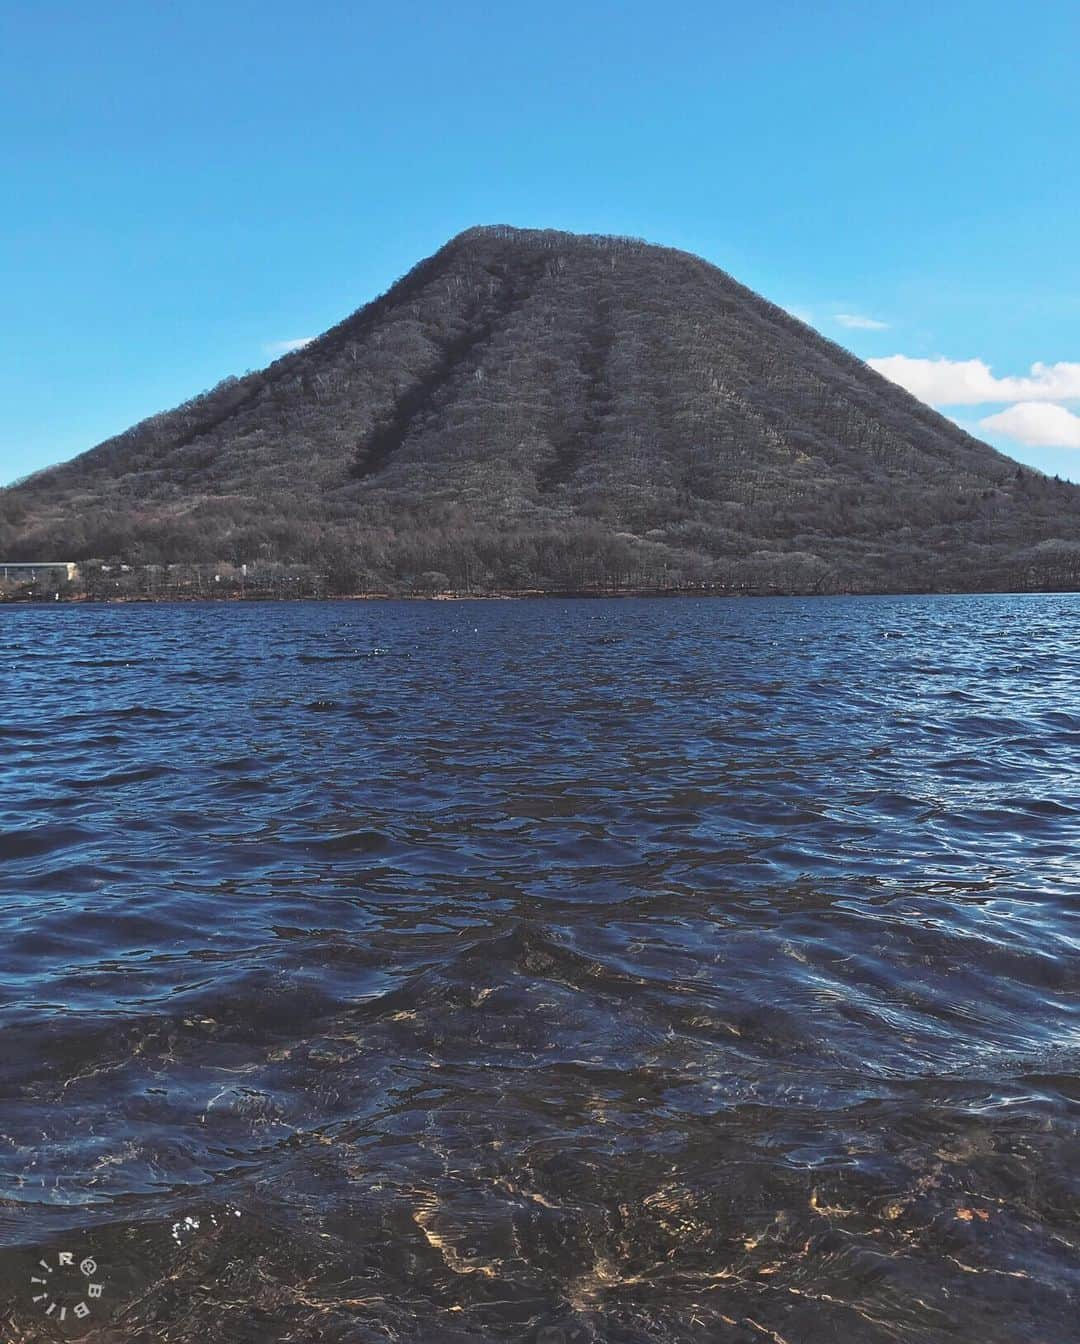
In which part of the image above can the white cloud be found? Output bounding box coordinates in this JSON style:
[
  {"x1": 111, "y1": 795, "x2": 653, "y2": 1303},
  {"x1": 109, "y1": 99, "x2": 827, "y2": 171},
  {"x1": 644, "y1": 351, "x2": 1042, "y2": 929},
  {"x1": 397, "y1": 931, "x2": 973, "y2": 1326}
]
[
  {"x1": 783, "y1": 304, "x2": 815, "y2": 325},
  {"x1": 868, "y1": 355, "x2": 1080, "y2": 406},
  {"x1": 264, "y1": 337, "x2": 314, "y2": 356},
  {"x1": 979, "y1": 401, "x2": 1080, "y2": 449},
  {"x1": 835, "y1": 313, "x2": 889, "y2": 330}
]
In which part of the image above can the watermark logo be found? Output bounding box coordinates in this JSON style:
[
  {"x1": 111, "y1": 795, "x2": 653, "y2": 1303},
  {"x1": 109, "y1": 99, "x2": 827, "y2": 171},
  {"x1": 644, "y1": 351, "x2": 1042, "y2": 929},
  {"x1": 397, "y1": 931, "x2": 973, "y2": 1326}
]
[{"x1": 29, "y1": 1250, "x2": 106, "y2": 1323}]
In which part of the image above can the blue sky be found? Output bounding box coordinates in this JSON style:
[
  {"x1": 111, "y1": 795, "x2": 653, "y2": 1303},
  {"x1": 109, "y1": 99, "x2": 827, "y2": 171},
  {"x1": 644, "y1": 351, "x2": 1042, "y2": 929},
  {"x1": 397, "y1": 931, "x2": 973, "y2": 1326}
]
[{"x1": 3, "y1": 0, "x2": 1079, "y2": 485}]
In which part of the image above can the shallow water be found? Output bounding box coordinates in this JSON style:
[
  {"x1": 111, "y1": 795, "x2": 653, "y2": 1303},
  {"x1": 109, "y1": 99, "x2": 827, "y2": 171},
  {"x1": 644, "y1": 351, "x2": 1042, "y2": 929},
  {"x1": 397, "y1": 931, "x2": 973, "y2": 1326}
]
[{"x1": 0, "y1": 595, "x2": 1077, "y2": 1343}]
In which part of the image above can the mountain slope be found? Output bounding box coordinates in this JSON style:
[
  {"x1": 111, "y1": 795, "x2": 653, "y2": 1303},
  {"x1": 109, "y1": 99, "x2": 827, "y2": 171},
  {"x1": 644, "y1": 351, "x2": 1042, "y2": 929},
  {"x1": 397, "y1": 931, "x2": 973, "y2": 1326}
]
[{"x1": 3, "y1": 225, "x2": 1079, "y2": 593}]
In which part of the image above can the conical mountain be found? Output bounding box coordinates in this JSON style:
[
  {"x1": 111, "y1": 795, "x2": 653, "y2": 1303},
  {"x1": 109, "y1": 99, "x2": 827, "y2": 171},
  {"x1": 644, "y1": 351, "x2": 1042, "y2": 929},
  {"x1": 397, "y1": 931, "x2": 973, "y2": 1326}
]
[{"x1": 3, "y1": 225, "x2": 1078, "y2": 592}]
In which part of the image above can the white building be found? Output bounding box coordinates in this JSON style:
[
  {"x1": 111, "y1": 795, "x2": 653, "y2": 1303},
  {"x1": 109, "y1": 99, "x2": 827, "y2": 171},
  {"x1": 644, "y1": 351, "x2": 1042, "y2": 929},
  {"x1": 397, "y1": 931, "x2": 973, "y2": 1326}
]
[{"x1": 0, "y1": 561, "x2": 79, "y2": 584}]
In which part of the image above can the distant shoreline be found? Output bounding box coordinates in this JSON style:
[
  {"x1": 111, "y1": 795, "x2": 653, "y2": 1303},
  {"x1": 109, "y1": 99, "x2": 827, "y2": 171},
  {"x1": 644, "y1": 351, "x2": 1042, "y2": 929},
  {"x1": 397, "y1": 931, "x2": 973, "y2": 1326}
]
[{"x1": 3, "y1": 585, "x2": 1077, "y2": 606}]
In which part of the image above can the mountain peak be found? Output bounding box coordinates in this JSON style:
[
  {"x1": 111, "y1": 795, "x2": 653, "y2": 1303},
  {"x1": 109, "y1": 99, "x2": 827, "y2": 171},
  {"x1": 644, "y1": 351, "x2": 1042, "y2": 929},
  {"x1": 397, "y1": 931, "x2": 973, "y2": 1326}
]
[
  {"x1": 448, "y1": 223, "x2": 648, "y2": 248},
  {"x1": 3, "y1": 228, "x2": 1078, "y2": 594}
]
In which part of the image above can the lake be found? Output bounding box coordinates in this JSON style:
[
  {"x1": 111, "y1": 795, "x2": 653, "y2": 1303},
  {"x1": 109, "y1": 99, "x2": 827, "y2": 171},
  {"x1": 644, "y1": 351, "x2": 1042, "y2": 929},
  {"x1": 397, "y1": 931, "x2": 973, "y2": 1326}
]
[{"x1": 1, "y1": 595, "x2": 1077, "y2": 1342}]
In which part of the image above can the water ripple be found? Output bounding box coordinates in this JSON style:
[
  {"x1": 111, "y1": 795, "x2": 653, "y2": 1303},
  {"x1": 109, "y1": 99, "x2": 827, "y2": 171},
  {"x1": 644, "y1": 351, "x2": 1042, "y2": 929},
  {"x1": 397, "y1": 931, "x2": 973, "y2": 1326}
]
[{"x1": 0, "y1": 594, "x2": 1077, "y2": 1342}]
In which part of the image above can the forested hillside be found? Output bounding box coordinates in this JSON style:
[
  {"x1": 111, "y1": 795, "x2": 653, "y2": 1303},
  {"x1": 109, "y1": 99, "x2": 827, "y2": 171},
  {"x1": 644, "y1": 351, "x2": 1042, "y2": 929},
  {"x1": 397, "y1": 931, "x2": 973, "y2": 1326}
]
[{"x1": 4, "y1": 225, "x2": 1080, "y2": 594}]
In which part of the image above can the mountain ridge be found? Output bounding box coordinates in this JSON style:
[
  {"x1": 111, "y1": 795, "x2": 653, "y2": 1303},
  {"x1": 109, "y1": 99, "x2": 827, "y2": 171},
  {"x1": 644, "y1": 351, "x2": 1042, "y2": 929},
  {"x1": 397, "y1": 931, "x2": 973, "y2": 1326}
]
[{"x1": 4, "y1": 225, "x2": 1079, "y2": 594}]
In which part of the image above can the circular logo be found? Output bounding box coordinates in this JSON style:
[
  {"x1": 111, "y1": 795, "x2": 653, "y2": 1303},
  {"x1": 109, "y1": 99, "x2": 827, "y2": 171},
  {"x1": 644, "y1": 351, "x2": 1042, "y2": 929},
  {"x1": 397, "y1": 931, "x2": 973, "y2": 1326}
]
[{"x1": 29, "y1": 1249, "x2": 106, "y2": 1323}]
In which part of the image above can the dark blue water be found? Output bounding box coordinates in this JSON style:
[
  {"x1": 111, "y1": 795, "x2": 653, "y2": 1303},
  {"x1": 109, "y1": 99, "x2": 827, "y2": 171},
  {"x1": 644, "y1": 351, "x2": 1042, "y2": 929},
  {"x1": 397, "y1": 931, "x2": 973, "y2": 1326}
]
[{"x1": 1, "y1": 596, "x2": 1077, "y2": 1343}]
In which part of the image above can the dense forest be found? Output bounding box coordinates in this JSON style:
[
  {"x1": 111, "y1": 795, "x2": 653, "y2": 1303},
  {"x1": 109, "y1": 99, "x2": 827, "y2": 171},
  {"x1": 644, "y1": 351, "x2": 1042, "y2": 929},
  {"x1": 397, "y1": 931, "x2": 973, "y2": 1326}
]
[{"x1": 4, "y1": 225, "x2": 1080, "y2": 596}]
